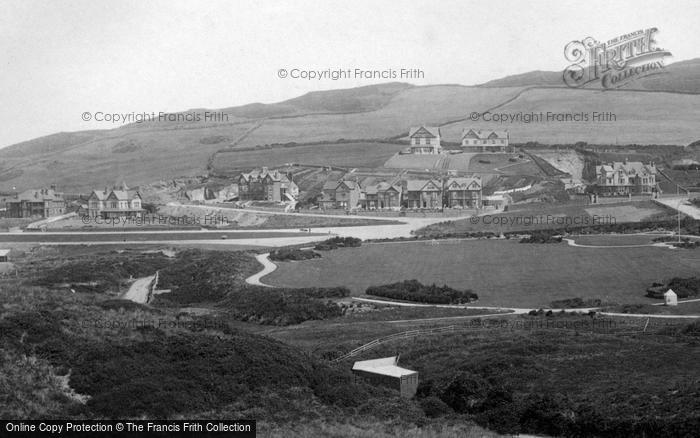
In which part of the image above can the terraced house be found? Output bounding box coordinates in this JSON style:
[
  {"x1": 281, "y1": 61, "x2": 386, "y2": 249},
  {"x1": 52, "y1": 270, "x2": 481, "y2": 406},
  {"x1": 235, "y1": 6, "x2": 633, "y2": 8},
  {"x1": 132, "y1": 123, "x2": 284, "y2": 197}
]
[
  {"x1": 238, "y1": 167, "x2": 299, "y2": 202},
  {"x1": 6, "y1": 187, "x2": 65, "y2": 218},
  {"x1": 445, "y1": 177, "x2": 482, "y2": 208},
  {"x1": 404, "y1": 179, "x2": 442, "y2": 209},
  {"x1": 594, "y1": 161, "x2": 657, "y2": 196},
  {"x1": 361, "y1": 182, "x2": 403, "y2": 210},
  {"x1": 408, "y1": 126, "x2": 441, "y2": 154},
  {"x1": 319, "y1": 179, "x2": 362, "y2": 210},
  {"x1": 461, "y1": 128, "x2": 509, "y2": 153},
  {"x1": 87, "y1": 186, "x2": 143, "y2": 218}
]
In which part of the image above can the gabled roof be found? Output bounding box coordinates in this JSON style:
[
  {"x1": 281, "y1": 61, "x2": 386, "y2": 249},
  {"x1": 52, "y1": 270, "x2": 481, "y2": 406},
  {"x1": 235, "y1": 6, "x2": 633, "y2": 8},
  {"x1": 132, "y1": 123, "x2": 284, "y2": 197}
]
[
  {"x1": 337, "y1": 180, "x2": 359, "y2": 191},
  {"x1": 352, "y1": 356, "x2": 417, "y2": 378},
  {"x1": 0, "y1": 249, "x2": 10, "y2": 257},
  {"x1": 406, "y1": 179, "x2": 441, "y2": 192},
  {"x1": 446, "y1": 177, "x2": 482, "y2": 191},
  {"x1": 461, "y1": 129, "x2": 508, "y2": 140},
  {"x1": 14, "y1": 189, "x2": 63, "y2": 202},
  {"x1": 107, "y1": 190, "x2": 141, "y2": 201},
  {"x1": 409, "y1": 126, "x2": 440, "y2": 138},
  {"x1": 596, "y1": 161, "x2": 656, "y2": 176}
]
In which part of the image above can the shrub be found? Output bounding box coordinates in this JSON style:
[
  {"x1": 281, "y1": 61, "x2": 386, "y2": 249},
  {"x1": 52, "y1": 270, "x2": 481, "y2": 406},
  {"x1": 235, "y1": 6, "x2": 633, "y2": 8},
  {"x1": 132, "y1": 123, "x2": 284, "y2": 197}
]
[
  {"x1": 216, "y1": 286, "x2": 350, "y2": 325},
  {"x1": 420, "y1": 396, "x2": 453, "y2": 418},
  {"x1": 519, "y1": 230, "x2": 562, "y2": 244},
  {"x1": 269, "y1": 248, "x2": 321, "y2": 261},
  {"x1": 366, "y1": 280, "x2": 478, "y2": 304},
  {"x1": 314, "y1": 236, "x2": 362, "y2": 251}
]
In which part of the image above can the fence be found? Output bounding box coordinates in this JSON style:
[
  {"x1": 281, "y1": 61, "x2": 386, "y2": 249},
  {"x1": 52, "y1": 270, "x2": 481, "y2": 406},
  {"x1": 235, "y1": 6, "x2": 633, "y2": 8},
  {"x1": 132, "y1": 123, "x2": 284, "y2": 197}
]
[{"x1": 333, "y1": 325, "x2": 458, "y2": 362}]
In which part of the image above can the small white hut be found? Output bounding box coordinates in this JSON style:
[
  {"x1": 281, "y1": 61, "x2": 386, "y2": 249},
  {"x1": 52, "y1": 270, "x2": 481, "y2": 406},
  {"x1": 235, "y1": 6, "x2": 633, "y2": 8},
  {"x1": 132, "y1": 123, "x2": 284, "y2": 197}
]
[{"x1": 664, "y1": 289, "x2": 678, "y2": 306}]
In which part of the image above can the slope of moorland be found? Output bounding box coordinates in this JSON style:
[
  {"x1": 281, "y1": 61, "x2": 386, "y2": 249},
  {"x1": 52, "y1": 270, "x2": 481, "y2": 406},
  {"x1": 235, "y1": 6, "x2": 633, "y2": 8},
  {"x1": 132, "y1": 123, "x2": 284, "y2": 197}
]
[{"x1": 1, "y1": 60, "x2": 699, "y2": 191}]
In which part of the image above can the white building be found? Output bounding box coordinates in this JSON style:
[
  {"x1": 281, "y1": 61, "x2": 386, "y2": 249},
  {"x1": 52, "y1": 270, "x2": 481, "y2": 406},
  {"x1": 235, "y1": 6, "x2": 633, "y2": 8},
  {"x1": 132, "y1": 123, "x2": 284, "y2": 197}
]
[
  {"x1": 664, "y1": 289, "x2": 678, "y2": 306},
  {"x1": 408, "y1": 126, "x2": 441, "y2": 154},
  {"x1": 461, "y1": 129, "x2": 509, "y2": 153}
]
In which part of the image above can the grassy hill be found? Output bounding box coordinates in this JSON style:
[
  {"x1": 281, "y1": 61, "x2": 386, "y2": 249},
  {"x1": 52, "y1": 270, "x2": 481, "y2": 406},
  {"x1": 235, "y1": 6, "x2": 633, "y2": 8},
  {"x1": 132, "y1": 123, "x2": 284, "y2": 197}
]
[
  {"x1": 478, "y1": 58, "x2": 700, "y2": 94},
  {"x1": 2, "y1": 60, "x2": 700, "y2": 191}
]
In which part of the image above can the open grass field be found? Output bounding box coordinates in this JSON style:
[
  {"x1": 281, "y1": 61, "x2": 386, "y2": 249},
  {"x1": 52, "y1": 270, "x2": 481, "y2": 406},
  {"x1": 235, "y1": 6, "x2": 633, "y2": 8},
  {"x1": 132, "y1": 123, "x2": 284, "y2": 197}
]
[
  {"x1": 419, "y1": 200, "x2": 671, "y2": 236},
  {"x1": 266, "y1": 239, "x2": 700, "y2": 308},
  {"x1": 211, "y1": 142, "x2": 408, "y2": 173},
  {"x1": 439, "y1": 87, "x2": 700, "y2": 146}
]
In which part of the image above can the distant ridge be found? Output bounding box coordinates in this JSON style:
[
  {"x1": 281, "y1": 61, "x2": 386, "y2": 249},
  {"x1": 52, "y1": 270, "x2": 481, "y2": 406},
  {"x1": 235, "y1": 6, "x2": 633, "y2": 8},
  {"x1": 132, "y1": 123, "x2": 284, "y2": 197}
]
[{"x1": 477, "y1": 58, "x2": 700, "y2": 94}]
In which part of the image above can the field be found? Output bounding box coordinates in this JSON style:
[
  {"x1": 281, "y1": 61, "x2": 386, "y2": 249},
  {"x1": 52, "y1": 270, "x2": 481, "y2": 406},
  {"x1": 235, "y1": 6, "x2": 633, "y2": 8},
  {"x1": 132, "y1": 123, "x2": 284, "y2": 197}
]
[
  {"x1": 439, "y1": 87, "x2": 700, "y2": 146},
  {"x1": 418, "y1": 201, "x2": 671, "y2": 236},
  {"x1": 211, "y1": 142, "x2": 408, "y2": 174},
  {"x1": 266, "y1": 239, "x2": 700, "y2": 308},
  {"x1": 4, "y1": 84, "x2": 700, "y2": 192}
]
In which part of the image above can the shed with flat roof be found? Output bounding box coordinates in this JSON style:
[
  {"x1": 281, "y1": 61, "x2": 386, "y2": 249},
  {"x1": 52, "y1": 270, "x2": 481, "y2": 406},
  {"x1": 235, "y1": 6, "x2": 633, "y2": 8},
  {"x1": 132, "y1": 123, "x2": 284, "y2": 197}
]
[{"x1": 352, "y1": 355, "x2": 418, "y2": 398}]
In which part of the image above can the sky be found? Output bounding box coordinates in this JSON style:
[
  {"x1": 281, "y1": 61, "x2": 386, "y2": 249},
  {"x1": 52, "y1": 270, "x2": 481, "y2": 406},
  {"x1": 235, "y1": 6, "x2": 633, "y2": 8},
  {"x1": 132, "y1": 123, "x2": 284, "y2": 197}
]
[{"x1": 1, "y1": 0, "x2": 698, "y2": 148}]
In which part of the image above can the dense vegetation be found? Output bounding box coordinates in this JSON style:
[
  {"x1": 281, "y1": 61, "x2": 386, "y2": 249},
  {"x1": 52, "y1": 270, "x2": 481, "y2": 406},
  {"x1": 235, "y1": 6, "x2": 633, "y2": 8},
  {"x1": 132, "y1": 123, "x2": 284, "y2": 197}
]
[
  {"x1": 647, "y1": 276, "x2": 700, "y2": 299},
  {"x1": 549, "y1": 297, "x2": 606, "y2": 308},
  {"x1": 0, "y1": 307, "x2": 416, "y2": 421},
  {"x1": 366, "y1": 280, "x2": 478, "y2": 304},
  {"x1": 269, "y1": 248, "x2": 321, "y2": 261},
  {"x1": 314, "y1": 236, "x2": 362, "y2": 251},
  {"x1": 519, "y1": 230, "x2": 562, "y2": 243},
  {"x1": 357, "y1": 318, "x2": 700, "y2": 437},
  {"x1": 216, "y1": 286, "x2": 349, "y2": 325},
  {"x1": 34, "y1": 249, "x2": 350, "y2": 326},
  {"x1": 37, "y1": 252, "x2": 174, "y2": 293}
]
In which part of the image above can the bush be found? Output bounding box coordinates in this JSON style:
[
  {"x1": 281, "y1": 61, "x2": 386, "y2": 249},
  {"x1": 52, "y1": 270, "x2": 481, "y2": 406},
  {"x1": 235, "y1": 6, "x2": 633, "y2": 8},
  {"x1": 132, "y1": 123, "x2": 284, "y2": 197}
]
[
  {"x1": 519, "y1": 230, "x2": 562, "y2": 244},
  {"x1": 420, "y1": 396, "x2": 453, "y2": 418},
  {"x1": 216, "y1": 286, "x2": 350, "y2": 325},
  {"x1": 366, "y1": 280, "x2": 478, "y2": 304},
  {"x1": 647, "y1": 277, "x2": 700, "y2": 299},
  {"x1": 269, "y1": 248, "x2": 321, "y2": 261},
  {"x1": 314, "y1": 236, "x2": 362, "y2": 251}
]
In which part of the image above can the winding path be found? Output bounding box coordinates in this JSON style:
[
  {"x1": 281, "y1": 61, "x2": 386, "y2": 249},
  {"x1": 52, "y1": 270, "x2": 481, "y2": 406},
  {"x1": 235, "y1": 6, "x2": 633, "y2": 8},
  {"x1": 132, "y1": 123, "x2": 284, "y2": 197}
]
[{"x1": 245, "y1": 253, "x2": 277, "y2": 287}]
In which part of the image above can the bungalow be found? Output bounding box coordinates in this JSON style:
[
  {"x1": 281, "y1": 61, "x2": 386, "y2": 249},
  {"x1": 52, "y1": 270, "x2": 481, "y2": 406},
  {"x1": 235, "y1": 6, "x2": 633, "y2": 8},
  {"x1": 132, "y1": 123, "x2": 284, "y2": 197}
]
[
  {"x1": 408, "y1": 126, "x2": 441, "y2": 155},
  {"x1": 238, "y1": 167, "x2": 298, "y2": 202},
  {"x1": 0, "y1": 249, "x2": 9, "y2": 263},
  {"x1": 352, "y1": 356, "x2": 418, "y2": 398},
  {"x1": 461, "y1": 129, "x2": 509, "y2": 153},
  {"x1": 319, "y1": 180, "x2": 362, "y2": 210},
  {"x1": 405, "y1": 179, "x2": 442, "y2": 209},
  {"x1": 362, "y1": 182, "x2": 403, "y2": 210},
  {"x1": 445, "y1": 177, "x2": 482, "y2": 208},
  {"x1": 87, "y1": 186, "x2": 143, "y2": 219},
  {"x1": 594, "y1": 161, "x2": 657, "y2": 196},
  {"x1": 6, "y1": 188, "x2": 66, "y2": 218}
]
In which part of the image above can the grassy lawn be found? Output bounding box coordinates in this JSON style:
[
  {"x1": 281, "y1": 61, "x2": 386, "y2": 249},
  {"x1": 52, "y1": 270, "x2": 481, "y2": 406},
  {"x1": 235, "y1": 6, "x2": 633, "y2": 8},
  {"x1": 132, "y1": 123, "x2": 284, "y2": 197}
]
[
  {"x1": 266, "y1": 239, "x2": 700, "y2": 308},
  {"x1": 211, "y1": 142, "x2": 407, "y2": 172},
  {"x1": 418, "y1": 200, "x2": 671, "y2": 236}
]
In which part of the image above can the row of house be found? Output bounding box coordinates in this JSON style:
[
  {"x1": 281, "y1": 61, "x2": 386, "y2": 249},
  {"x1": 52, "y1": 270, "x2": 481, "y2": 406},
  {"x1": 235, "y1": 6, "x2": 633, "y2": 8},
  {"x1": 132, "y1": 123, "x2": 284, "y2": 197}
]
[
  {"x1": 408, "y1": 126, "x2": 510, "y2": 155},
  {"x1": 594, "y1": 161, "x2": 657, "y2": 195},
  {"x1": 320, "y1": 176, "x2": 483, "y2": 210},
  {"x1": 238, "y1": 167, "x2": 299, "y2": 202}
]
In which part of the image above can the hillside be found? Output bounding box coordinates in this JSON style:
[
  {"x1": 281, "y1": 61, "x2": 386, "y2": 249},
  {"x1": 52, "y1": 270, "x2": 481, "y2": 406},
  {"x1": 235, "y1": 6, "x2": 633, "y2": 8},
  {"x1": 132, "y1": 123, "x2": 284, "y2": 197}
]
[
  {"x1": 478, "y1": 58, "x2": 700, "y2": 94},
  {"x1": 2, "y1": 61, "x2": 700, "y2": 191}
]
